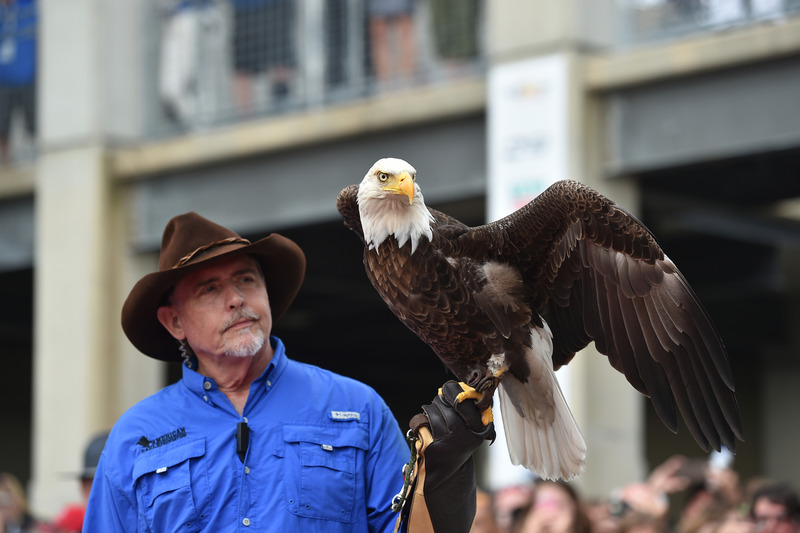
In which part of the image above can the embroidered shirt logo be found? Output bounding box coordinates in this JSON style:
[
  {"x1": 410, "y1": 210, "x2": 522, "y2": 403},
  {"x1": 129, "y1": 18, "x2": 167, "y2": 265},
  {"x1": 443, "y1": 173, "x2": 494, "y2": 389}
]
[
  {"x1": 331, "y1": 411, "x2": 360, "y2": 421},
  {"x1": 138, "y1": 427, "x2": 187, "y2": 452}
]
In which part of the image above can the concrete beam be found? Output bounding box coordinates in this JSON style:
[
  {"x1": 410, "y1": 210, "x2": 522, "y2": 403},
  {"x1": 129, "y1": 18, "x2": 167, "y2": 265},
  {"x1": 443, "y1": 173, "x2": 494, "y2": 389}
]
[
  {"x1": 586, "y1": 16, "x2": 800, "y2": 91},
  {"x1": 109, "y1": 79, "x2": 486, "y2": 180}
]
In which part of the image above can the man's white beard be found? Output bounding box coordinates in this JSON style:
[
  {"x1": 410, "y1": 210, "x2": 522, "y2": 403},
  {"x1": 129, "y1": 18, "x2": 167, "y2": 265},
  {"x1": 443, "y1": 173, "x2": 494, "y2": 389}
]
[{"x1": 223, "y1": 328, "x2": 265, "y2": 358}]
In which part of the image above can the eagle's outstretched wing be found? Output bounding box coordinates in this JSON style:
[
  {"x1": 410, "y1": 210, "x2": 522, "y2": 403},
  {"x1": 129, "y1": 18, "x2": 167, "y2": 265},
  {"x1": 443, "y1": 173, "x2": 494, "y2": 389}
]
[{"x1": 449, "y1": 180, "x2": 742, "y2": 452}]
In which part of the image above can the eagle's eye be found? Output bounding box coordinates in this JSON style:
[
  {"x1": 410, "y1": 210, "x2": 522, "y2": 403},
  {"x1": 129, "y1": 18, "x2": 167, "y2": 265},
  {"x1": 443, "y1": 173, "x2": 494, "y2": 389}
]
[{"x1": 378, "y1": 172, "x2": 389, "y2": 182}]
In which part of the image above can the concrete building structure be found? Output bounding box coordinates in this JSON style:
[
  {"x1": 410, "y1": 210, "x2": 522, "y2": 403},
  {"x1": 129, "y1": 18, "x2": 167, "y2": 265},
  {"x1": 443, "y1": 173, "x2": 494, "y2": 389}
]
[{"x1": 0, "y1": 0, "x2": 799, "y2": 519}]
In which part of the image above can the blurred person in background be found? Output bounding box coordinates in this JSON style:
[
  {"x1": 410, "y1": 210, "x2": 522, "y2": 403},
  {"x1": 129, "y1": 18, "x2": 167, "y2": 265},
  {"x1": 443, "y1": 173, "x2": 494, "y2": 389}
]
[
  {"x1": 748, "y1": 483, "x2": 800, "y2": 533},
  {"x1": 678, "y1": 494, "x2": 733, "y2": 533},
  {"x1": 367, "y1": 0, "x2": 415, "y2": 87},
  {"x1": 583, "y1": 497, "x2": 618, "y2": 533},
  {"x1": 511, "y1": 480, "x2": 591, "y2": 533},
  {"x1": 0, "y1": 0, "x2": 36, "y2": 166},
  {"x1": 323, "y1": 0, "x2": 349, "y2": 94},
  {"x1": 676, "y1": 451, "x2": 743, "y2": 533},
  {"x1": 493, "y1": 483, "x2": 535, "y2": 533},
  {"x1": 159, "y1": 0, "x2": 204, "y2": 127},
  {"x1": 47, "y1": 432, "x2": 109, "y2": 533},
  {"x1": 715, "y1": 514, "x2": 754, "y2": 533},
  {"x1": 231, "y1": 0, "x2": 295, "y2": 113},
  {"x1": 0, "y1": 473, "x2": 39, "y2": 533},
  {"x1": 586, "y1": 455, "x2": 688, "y2": 533},
  {"x1": 618, "y1": 512, "x2": 668, "y2": 533},
  {"x1": 472, "y1": 488, "x2": 500, "y2": 533},
  {"x1": 614, "y1": 482, "x2": 671, "y2": 525},
  {"x1": 158, "y1": 0, "x2": 227, "y2": 129},
  {"x1": 428, "y1": 0, "x2": 479, "y2": 76}
]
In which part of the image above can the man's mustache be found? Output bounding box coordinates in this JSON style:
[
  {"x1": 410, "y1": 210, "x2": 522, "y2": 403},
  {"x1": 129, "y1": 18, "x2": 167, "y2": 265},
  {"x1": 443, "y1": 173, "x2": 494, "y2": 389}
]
[{"x1": 221, "y1": 309, "x2": 260, "y2": 332}]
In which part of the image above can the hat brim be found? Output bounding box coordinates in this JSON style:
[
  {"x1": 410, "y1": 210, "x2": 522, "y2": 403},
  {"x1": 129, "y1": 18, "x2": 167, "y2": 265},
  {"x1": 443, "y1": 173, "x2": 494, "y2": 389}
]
[
  {"x1": 122, "y1": 234, "x2": 306, "y2": 362},
  {"x1": 58, "y1": 467, "x2": 97, "y2": 481}
]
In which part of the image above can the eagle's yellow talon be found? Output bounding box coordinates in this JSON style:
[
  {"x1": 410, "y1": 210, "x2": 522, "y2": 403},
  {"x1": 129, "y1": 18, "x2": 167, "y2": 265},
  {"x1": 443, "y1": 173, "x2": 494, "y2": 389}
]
[
  {"x1": 455, "y1": 382, "x2": 483, "y2": 403},
  {"x1": 452, "y1": 383, "x2": 494, "y2": 427}
]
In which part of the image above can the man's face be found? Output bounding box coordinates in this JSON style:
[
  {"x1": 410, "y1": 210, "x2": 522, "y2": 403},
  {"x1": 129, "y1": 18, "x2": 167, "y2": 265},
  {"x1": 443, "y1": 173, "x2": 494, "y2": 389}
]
[
  {"x1": 753, "y1": 498, "x2": 798, "y2": 533},
  {"x1": 160, "y1": 255, "x2": 272, "y2": 360}
]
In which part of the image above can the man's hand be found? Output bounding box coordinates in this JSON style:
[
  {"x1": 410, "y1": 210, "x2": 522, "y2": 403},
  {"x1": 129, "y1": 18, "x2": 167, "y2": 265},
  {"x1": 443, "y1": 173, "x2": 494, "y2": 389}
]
[
  {"x1": 400, "y1": 381, "x2": 496, "y2": 533},
  {"x1": 412, "y1": 381, "x2": 495, "y2": 489}
]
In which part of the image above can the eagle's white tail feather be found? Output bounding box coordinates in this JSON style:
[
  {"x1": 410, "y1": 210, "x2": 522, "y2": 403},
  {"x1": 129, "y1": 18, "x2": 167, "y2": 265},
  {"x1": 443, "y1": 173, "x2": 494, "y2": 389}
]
[{"x1": 497, "y1": 326, "x2": 587, "y2": 480}]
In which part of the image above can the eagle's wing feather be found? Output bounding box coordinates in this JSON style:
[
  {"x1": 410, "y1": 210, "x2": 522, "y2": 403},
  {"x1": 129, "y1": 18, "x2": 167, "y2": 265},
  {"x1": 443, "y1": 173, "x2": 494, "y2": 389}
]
[
  {"x1": 337, "y1": 184, "x2": 364, "y2": 243},
  {"x1": 450, "y1": 180, "x2": 742, "y2": 451}
]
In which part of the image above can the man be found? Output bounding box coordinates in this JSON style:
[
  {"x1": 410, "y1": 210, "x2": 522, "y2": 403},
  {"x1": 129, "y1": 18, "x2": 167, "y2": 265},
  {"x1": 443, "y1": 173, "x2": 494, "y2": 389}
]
[
  {"x1": 750, "y1": 483, "x2": 800, "y2": 533},
  {"x1": 84, "y1": 212, "x2": 490, "y2": 532}
]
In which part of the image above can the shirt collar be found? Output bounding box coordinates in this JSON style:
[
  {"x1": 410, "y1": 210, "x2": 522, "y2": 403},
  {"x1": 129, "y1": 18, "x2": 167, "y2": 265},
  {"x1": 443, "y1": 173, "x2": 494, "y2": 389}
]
[
  {"x1": 259, "y1": 336, "x2": 287, "y2": 390},
  {"x1": 181, "y1": 336, "x2": 288, "y2": 398}
]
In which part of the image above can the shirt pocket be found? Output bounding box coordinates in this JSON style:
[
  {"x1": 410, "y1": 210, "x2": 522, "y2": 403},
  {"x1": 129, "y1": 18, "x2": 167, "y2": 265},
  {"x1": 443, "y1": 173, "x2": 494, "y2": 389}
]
[
  {"x1": 280, "y1": 424, "x2": 369, "y2": 523},
  {"x1": 132, "y1": 437, "x2": 210, "y2": 532}
]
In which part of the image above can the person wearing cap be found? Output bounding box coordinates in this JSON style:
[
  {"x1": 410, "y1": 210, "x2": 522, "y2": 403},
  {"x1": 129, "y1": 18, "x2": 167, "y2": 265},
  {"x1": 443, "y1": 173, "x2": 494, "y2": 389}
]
[
  {"x1": 49, "y1": 432, "x2": 109, "y2": 532},
  {"x1": 82, "y1": 212, "x2": 491, "y2": 532}
]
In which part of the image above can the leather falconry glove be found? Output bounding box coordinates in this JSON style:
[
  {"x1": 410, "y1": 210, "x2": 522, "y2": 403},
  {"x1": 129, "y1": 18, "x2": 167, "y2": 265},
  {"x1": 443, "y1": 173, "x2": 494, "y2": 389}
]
[{"x1": 394, "y1": 381, "x2": 496, "y2": 533}]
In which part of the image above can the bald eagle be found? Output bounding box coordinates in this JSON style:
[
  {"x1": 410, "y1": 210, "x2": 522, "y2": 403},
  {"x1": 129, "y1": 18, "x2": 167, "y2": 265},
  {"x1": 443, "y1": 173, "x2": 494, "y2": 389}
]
[{"x1": 337, "y1": 157, "x2": 742, "y2": 480}]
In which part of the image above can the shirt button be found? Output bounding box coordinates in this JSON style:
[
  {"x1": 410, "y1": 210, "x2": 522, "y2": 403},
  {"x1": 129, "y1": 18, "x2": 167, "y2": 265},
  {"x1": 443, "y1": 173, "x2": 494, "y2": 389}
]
[
  {"x1": 266, "y1": 380, "x2": 271, "y2": 387},
  {"x1": 203, "y1": 382, "x2": 212, "y2": 390},
  {"x1": 203, "y1": 396, "x2": 208, "y2": 402},
  {"x1": 242, "y1": 518, "x2": 251, "y2": 526},
  {"x1": 243, "y1": 417, "x2": 248, "y2": 423},
  {"x1": 244, "y1": 466, "x2": 251, "y2": 474}
]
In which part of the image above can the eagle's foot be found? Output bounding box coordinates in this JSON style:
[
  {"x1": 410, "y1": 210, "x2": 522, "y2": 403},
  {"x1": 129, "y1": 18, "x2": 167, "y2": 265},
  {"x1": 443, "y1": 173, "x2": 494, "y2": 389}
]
[
  {"x1": 467, "y1": 371, "x2": 495, "y2": 393},
  {"x1": 453, "y1": 382, "x2": 494, "y2": 426},
  {"x1": 466, "y1": 370, "x2": 502, "y2": 411}
]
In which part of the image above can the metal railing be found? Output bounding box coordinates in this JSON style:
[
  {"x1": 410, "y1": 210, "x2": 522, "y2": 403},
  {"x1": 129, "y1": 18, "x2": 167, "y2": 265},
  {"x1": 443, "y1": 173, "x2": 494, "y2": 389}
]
[
  {"x1": 617, "y1": 0, "x2": 800, "y2": 47},
  {"x1": 148, "y1": 0, "x2": 486, "y2": 137}
]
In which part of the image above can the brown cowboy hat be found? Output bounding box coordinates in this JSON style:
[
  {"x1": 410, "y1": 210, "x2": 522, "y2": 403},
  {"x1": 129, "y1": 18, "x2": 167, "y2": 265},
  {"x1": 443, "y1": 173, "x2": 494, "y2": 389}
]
[{"x1": 121, "y1": 212, "x2": 306, "y2": 362}]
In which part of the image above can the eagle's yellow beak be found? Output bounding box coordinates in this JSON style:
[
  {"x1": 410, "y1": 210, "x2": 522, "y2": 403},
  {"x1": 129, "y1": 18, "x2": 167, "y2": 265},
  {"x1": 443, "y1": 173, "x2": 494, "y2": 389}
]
[{"x1": 382, "y1": 171, "x2": 415, "y2": 205}]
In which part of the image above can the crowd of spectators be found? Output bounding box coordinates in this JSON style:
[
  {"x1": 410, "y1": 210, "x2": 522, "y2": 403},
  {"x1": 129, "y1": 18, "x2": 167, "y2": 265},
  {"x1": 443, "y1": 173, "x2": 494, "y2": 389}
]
[{"x1": 470, "y1": 453, "x2": 800, "y2": 533}]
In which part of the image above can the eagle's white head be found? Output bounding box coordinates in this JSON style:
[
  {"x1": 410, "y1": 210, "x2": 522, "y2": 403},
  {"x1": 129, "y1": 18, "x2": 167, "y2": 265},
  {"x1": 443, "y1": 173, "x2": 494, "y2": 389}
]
[{"x1": 357, "y1": 157, "x2": 434, "y2": 253}]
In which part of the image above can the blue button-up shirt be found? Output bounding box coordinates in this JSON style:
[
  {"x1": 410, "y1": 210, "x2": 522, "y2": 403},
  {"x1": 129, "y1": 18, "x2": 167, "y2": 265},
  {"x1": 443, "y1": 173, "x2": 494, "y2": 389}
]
[{"x1": 84, "y1": 337, "x2": 409, "y2": 532}]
